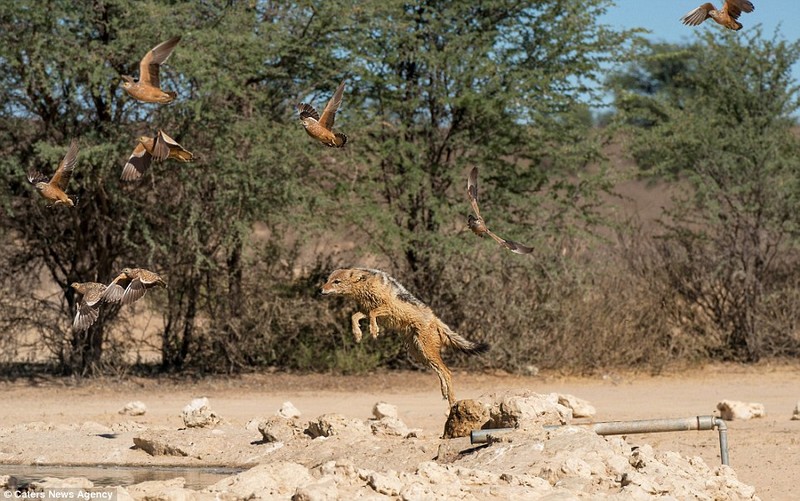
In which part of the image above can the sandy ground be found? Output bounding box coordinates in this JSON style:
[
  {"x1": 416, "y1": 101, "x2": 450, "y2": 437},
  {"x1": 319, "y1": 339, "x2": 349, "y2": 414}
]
[{"x1": 0, "y1": 364, "x2": 798, "y2": 499}]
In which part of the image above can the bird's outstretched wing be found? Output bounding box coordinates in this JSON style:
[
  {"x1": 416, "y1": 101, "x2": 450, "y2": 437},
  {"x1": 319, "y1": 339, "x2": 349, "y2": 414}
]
[
  {"x1": 467, "y1": 166, "x2": 481, "y2": 219},
  {"x1": 122, "y1": 142, "x2": 152, "y2": 181},
  {"x1": 121, "y1": 278, "x2": 148, "y2": 305},
  {"x1": 488, "y1": 230, "x2": 534, "y2": 254},
  {"x1": 319, "y1": 80, "x2": 346, "y2": 131},
  {"x1": 681, "y1": 3, "x2": 714, "y2": 26},
  {"x1": 71, "y1": 283, "x2": 108, "y2": 331},
  {"x1": 151, "y1": 130, "x2": 172, "y2": 161},
  {"x1": 467, "y1": 166, "x2": 534, "y2": 254},
  {"x1": 297, "y1": 103, "x2": 320, "y2": 121},
  {"x1": 723, "y1": 0, "x2": 754, "y2": 19},
  {"x1": 27, "y1": 169, "x2": 48, "y2": 185},
  {"x1": 155, "y1": 130, "x2": 193, "y2": 162},
  {"x1": 73, "y1": 302, "x2": 100, "y2": 332},
  {"x1": 102, "y1": 274, "x2": 130, "y2": 303},
  {"x1": 139, "y1": 36, "x2": 181, "y2": 88},
  {"x1": 50, "y1": 139, "x2": 78, "y2": 191}
]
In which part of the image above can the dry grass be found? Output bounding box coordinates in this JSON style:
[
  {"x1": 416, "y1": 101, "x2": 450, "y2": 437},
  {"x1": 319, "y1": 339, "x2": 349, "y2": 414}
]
[{"x1": 3, "y1": 176, "x2": 800, "y2": 376}]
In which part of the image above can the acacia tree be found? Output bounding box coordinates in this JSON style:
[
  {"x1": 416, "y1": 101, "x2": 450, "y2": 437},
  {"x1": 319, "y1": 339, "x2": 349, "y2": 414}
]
[
  {"x1": 610, "y1": 30, "x2": 800, "y2": 360},
  {"x1": 0, "y1": 0, "x2": 639, "y2": 374},
  {"x1": 151, "y1": 1, "x2": 356, "y2": 371},
  {"x1": 0, "y1": 1, "x2": 149, "y2": 373},
  {"x1": 328, "y1": 0, "x2": 633, "y2": 297},
  {"x1": 0, "y1": 1, "x2": 319, "y2": 373}
]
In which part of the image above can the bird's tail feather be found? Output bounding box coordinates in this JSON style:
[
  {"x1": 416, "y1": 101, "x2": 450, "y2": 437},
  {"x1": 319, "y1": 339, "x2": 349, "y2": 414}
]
[{"x1": 333, "y1": 133, "x2": 347, "y2": 148}]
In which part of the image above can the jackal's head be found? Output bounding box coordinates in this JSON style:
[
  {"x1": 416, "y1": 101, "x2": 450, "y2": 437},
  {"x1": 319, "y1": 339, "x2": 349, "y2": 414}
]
[{"x1": 319, "y1": 268, "x2": 367, "y2": 296}]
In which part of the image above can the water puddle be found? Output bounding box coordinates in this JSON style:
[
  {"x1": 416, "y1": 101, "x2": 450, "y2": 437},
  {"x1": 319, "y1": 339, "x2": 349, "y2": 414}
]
[{"x1": 0, "y1": 465, "x2": 241, "y2": 489}]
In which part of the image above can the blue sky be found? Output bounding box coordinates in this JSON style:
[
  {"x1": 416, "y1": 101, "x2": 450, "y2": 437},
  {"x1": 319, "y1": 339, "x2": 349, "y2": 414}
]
[
  {"x1": 600, "y1": 0, "x2": 800, "y2": 73},
  {"x1": 598, "y1": 0, "x2": 800, "y2": 97},
  {"x1": 600, "y1": 0, "x2": 800, "y2": 45}
]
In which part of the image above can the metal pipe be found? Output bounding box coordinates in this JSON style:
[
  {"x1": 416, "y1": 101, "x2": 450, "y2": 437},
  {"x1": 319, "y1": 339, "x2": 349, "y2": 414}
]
[
  {"x1": 470, "y1": 428, "x2": 514, "y2": 443},
  {"x1": 561, "y1": 415, "x2": 718, "y2": 435},
  {"x1": 470, "y1": 415, "x2": 730, "y2": 466},
  {"x1": 715, "y1": 418, "x2": 729, "y2": 466}
]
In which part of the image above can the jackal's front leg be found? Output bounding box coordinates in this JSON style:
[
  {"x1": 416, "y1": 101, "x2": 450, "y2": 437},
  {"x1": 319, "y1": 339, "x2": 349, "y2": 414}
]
[
  {"x1": 367, "y1": 305, "x2": 392, "y2": 339},
  {"x1": 351, "y1": 311, "x2": 367, "y2": 342}
]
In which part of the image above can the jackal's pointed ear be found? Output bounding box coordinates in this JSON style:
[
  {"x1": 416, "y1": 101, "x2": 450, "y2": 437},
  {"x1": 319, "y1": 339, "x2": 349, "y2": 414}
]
[{"x1": 353, "y1": 270, "x2": 369, "y2": 282}]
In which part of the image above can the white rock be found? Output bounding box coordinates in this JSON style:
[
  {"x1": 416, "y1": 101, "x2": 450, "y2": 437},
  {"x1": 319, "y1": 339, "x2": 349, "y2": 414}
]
[
  {"x1": 113, "y1": 486, "x2": 135, "y2": 501},
  {"x1": 107, "y1": 417, "x2": 761, "y2": 501},
  {"x1": 305, "y1": 414, "x2": 370, "y2": 438},
  {"x1": 244, "y1": 418, "x2": 261, "y2": 431},
  {"x1": 314, "y1": 460, "x2": 360, "y2": 481},
  {"x1": 132, "y1": 432, "x2": 189, "y2": 457},
  {"x1": 293, "y1": 477, "x2": 338, "y2": 501},
  {"x1": 367, "y1": 471, "x2": 403, "y2": 496},
  {"x1": 204, "y1": 462, "x2": 312, "y2": 499},
  {"x1": 126, "y1": 479, "x2": 198, "y2": 501},
  {"x1": 792, "y1": 401, "x2": 800, "y2": 421},
  {"x1": 119, "y1": 401, "x2": 147, "y2": 416},
  {"x1": 181, "y1": 397, "x2": 221, "y2": 428},
  {"x1": 499, "y1": 472, "x2": 551, "y2": 490},
  {"x1": 485, "y1": 390, "x2": 572, "y2": 428},
  {"x1": 369, "y1": 416, "x2": 421, "y2": 437},
  {"x1": 450, "y1": 464, "x2": 501, "y2": 485},
  {"x1": 372, "y1": 401, "x2": 398, "y2": 419},
  {"x1": 716, "y1": 400, "x2": 766, "y2": 421},
  {"x1": 560, "y1": 456, "x2": 593, "y2": 479},
  {"x1": 399, "y1": 482, "x2": 437, "y2": 501},
  {"x1": 258, "y1": 416, "x2": 299, "y2": 442},
  {"x1": 278, "y1": 401, "x2": 302, "y2": 419},
  {"x1": 415, "y1": 461, "x2": 459, "y2": 484},
  {"x1": 557, "y1": 394, "x2": 597, "y2": 418},
  {"x1": 606, "y1": 454, "x2": 632, "y2": 476}
]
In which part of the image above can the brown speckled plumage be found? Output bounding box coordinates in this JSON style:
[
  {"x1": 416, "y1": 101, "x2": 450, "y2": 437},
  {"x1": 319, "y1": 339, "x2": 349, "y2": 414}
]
[
  {"x1": 298, "y1": 80, "x2": 348, "y2": 148},
  {"x1": 120, "y1": 36, "x2": 181, "y2": 104},
  {"x1": 681, "y1": 1, "x2": 754, "y2": 31},
  {"x1": 102, "y1": 267, "x2": 167, "y2": 305},
  {"x1": 71, "y1": 281, "x2": 108, "y2": 332},
  {"x1": 467, "y1": 167, "x2": 533, "y2": 255},
  {"x1": 28, "y1": 139, "x2": 79, "y2": 207}
]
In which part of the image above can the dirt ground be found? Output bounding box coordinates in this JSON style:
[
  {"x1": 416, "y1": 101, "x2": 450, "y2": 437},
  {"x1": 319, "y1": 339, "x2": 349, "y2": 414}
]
[{"x1": 0, "y1": 363, "x2": 798, "y2": 499}]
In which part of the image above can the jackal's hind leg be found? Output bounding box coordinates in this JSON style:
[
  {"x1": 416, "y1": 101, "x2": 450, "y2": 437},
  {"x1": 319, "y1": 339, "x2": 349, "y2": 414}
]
[
  {"x1": 350, "y1": 311, "x2": 367, "y2": 342},
  {"x1": 411, "y1": 331, "x2": 455, "y2": 406}
]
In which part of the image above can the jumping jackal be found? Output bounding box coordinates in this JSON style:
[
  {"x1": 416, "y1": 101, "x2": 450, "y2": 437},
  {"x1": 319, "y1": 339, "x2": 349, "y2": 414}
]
[{"x1": 320, "y1": 267, "x2": 489, "y2": 406}]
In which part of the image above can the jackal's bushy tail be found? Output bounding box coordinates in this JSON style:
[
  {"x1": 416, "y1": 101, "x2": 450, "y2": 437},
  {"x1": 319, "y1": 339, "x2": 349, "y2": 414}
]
[{"x1": 441, "y1": 323, "x2": 489, "y2": 355}]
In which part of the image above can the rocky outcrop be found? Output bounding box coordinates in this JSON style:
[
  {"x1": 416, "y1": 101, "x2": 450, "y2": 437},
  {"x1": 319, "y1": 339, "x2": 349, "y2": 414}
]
[
  {"x1": 483, "y1": 390, "x2": 572, "y2": 429},
  {"x1": 258, "y1": 416, "x2": 302, "y2": 443},
  {"x1": 204, "y1": 462, "x2": 313, "y2": 499},
  {"x1": 1, "y1": 393, "x2": 760, "y2": 501},
  {"x1": 442, "y1": 399, "x2": 490, "y2": 439},
  {"x1": 305, "y1": 413, "x2": 372, "y2": 438}
]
